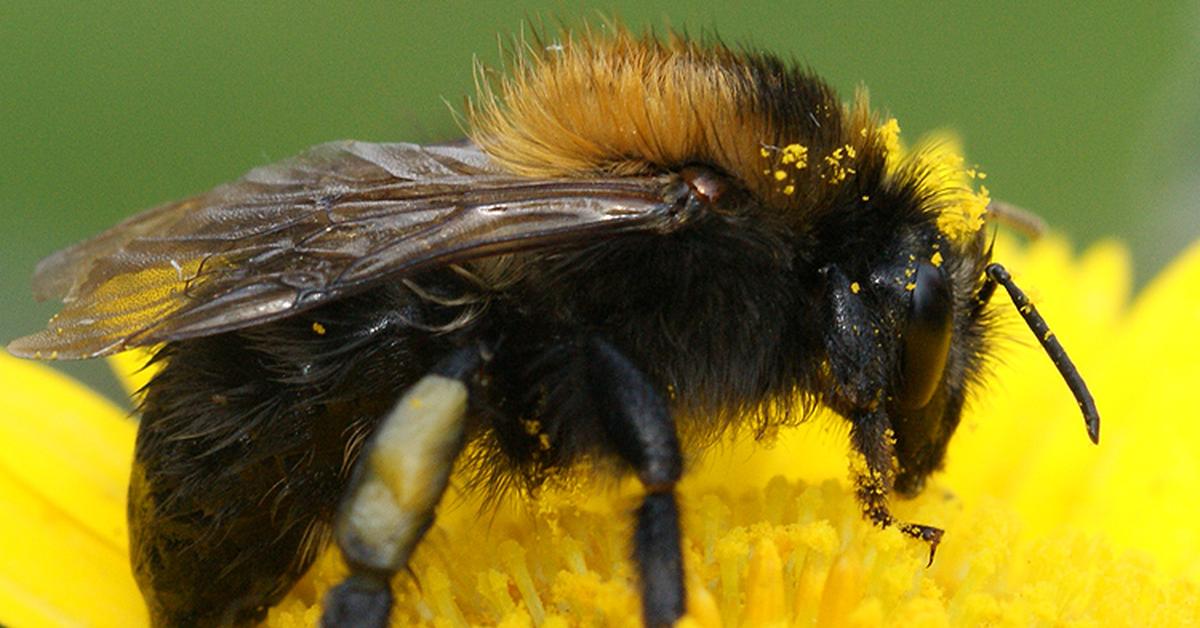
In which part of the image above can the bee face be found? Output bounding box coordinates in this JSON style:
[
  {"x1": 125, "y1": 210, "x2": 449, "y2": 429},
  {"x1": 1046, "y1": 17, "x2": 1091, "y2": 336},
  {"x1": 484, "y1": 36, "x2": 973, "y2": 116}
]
[
  {"x1": 778, "y1": 180, "x2": 992, "y2": 495},
  {"x1": 10, "y1": 24, "x2": 1097, "y2": 627}
]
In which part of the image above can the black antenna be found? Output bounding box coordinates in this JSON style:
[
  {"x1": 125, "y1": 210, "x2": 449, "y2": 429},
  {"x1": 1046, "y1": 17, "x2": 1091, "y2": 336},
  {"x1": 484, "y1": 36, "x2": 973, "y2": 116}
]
[{"x1": 985, "y1": 263, "x2": 1101, "y2": 444}]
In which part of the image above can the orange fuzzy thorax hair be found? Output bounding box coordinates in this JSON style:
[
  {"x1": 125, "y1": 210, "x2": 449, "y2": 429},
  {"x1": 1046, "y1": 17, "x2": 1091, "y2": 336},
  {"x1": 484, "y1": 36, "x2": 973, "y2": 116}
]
[{"x1": 467, "y1": 27, "x2": 894, "y2": 214}]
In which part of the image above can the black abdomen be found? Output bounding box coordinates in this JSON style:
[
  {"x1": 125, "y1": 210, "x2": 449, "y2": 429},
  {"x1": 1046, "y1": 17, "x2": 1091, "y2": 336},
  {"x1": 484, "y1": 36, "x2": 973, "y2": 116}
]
[{"x1": 129, "y1": 285, "x2": 456, "y2": 625}]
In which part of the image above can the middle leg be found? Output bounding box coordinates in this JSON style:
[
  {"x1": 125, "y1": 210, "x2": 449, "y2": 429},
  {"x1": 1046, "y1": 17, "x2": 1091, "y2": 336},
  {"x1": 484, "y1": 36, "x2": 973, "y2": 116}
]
[{"x1": 587, "y1": 338, "x2": 686, "y2": 627}]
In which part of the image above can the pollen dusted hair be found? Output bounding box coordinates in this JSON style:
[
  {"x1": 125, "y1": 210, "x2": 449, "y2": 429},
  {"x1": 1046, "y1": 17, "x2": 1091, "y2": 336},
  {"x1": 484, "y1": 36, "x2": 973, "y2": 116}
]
[
  {"x1": 468, "y1": 26, "x2": 990, "y2": 243},
  {"x1": 468, "y1": 27, "x2": 897, "y2": 214}
]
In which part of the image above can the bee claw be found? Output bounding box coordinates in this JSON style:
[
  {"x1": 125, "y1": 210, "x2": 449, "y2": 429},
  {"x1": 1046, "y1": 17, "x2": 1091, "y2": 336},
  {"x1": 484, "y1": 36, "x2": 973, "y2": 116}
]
[{"x1": 899, "y1": 523, "x2": 944, "y2": 567}]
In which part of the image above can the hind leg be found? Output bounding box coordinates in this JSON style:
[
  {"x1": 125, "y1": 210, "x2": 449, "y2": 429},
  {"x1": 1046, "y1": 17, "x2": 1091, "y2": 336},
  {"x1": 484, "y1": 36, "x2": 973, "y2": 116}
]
[{"x1": 321, "y1": 345, "x2": 483, "y2": 628}]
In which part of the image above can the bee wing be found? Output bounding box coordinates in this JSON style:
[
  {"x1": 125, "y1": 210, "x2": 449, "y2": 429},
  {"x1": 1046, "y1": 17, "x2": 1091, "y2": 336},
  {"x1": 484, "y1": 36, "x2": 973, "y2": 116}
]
[{"x1": 11, "y1": 141, "x2": 686, "y2": 359}]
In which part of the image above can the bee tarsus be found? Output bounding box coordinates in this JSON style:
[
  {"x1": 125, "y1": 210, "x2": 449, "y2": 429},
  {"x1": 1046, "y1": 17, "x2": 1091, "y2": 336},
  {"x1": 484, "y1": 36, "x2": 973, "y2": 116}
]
[
  {"x1": 850, "y1": 410, "x2": 943, "y2": 561},
  {"x1": 321, "y1": 573, "x2": 393, "y2": 628},
  {"x1": 897, "y1": 523, "x2": 945, "y2": 567}
]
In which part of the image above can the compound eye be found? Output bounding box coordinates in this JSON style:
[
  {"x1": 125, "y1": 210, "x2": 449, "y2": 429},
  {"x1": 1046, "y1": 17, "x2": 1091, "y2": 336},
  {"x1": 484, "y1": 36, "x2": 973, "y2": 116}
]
[{"x1": 898, "y1": 262, "x2": 954, "y2": 409}]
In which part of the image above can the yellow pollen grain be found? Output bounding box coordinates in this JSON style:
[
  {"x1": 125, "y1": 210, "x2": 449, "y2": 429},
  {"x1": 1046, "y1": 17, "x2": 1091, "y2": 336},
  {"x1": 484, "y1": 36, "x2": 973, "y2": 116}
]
[
  {"x1": 905, "y1": 282, "x2": 917, "y2": 291},
  {"x1": 822, "y1": 150, "x2": 853, "y2": 185},
  {"x1": 850, "y1": 282, "x2": 861, "y2": 294},
  {"x1": 931, "y1": 251, "x2": 944, "y2": 267},
  {"x1": 311, "y1": 322, "x2": 326, "y2": 335},
  {"x1": 1043, "y1": 330, "x2": 1054, "y2": 341},
  {"x1": 782, "y1": 184, "x2": 795, "y2": 196},
  {"x1": 759, "y1": 147, "x2": 771, "y2": 158},
  {"x1": 780, "y1": 143, "x2": 808, "y2": 169},
  {"x1": 879, "y1": 118, "x2": 901, "y2": 155},
  {"x1": 773, "y1": 170, "x2": 788, "y2": 181}
]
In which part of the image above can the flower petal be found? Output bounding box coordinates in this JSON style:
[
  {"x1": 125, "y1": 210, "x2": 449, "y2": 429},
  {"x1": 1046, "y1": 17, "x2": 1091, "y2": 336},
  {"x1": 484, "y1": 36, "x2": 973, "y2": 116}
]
[{"x1": 0, "y1": 353, "x2": 146, "y2": 627}]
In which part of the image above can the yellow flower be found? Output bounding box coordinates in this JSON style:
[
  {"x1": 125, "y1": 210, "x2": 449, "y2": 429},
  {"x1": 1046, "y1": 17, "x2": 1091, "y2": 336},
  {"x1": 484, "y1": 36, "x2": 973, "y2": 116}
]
[
  {"x1": 3, "y1": 234, "x2": 1199, "y2": 627},
  {"x1": 0, "y1": 348, "x2": 145, "y2": 626}
]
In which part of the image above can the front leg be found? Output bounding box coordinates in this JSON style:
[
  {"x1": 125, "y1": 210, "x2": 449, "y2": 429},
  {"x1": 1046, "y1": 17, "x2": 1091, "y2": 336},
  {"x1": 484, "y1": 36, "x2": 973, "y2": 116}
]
[
  {"x1": 321, "y1": 345, "x2": 483, "y2": 628},
  {"x1": 849, "y1": 409, "x2": 943, "y2": 565},
  {"x1": 588, "y1": 338, "x2": 686, "y2": 627},
  {"x1": 822, "y1": 264, "x2": 943, "y2": 564}
]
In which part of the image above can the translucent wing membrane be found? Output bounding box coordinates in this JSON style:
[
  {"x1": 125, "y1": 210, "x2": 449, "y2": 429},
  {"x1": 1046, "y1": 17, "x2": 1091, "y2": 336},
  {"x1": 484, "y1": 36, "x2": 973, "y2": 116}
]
[{"x1": 11, "y1": 141, "x2": 684, "y2": 359}]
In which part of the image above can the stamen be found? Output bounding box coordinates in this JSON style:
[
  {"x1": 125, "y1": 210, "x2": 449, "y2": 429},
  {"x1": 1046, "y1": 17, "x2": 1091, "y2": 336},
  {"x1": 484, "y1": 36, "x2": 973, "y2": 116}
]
[{"x1": 985, "y1": 263, "x2": 1101, "y2": 443}]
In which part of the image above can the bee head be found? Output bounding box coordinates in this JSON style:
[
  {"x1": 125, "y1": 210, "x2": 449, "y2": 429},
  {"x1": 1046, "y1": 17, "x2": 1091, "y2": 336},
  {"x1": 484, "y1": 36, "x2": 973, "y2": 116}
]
[{"x1": 805, "y1": 180, "x2": 993, "y2": 495}]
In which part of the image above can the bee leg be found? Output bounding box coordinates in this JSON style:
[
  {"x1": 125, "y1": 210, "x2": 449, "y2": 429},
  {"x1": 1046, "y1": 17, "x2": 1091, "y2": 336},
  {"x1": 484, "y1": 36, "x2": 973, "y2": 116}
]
[
  {"x1": 820, "y1": 264, "x2": 943, "y2": 564},
  {"x1": 321, "y1": 345, "x2": 482, "y2": 628},
  {"x1": 588, "y1": 338, "x2": 686, "y2": 627},
  {"x1": 849, "y1": 411, "x2": 944, "y2": 566}
]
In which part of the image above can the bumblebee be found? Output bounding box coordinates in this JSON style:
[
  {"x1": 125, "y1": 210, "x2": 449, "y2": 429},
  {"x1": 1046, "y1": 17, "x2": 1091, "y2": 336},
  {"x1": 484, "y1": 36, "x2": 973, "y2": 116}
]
[{"x1": 10, "y1": 27, "x2": 1098, "y2": 627}]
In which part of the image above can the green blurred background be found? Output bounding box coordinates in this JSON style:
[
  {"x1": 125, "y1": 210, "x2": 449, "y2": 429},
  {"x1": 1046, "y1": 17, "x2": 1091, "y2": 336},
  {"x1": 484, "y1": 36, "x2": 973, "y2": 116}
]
[{"x1": 3, "y1": 3, "x2": 1197, "y2": 403}]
